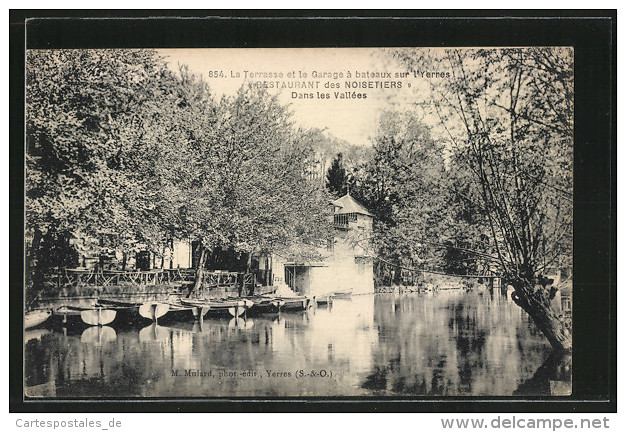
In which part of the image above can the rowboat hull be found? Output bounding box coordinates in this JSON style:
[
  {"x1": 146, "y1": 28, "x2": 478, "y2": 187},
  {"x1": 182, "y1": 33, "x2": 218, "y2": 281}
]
[
  {"x1": 138, "y1": 303, "x2": 170, "y2": 321},
  {"x1": 96, "y1": 299, "x2": 170, "y2": 323},
  {"x1": 164, "y1": 302, "x2": 210, "y2": 322},
  {"x1": 314, "y1": 290, "x2": 351, "y2": 305},
  {"x1": 251, "y1": 296, "x2": 311, "y2": 313},
  {"x1": 25, "y1": 310, "x2": 51, "y2": 330},
  {"x1": 241, "y1": 295, "x2": 312, "y2": 314},
  {"x1": 247, "y1": 300, "x2": 280, "y2": 315},
  {"x1": 80, "y1": 309, "x2": 117, "y2": 326},
  {"x1": 277, "y1": 297, "x2": 311, "y2": 312},
  {"x1": 181, "y1": 298, "x2": 251, "y2": 318},
  {"x1": 54, "y1": 306, "x2": 117, "y2": 326}
]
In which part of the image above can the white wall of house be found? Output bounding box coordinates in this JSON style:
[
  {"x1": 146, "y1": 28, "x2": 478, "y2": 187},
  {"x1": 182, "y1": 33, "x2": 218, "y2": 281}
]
[
  {"x1": 300, "y1": 255, "x2": 374, "y2": 296},
  {"x1": 353, "y1": 256, "x2": 375, "y2": 295},
  {"x1": 172, "y1": 239, "x2": 192, "y2": 269},
  {"x1": 271, "y1": 195, "x2": 376, "y2": 296}
]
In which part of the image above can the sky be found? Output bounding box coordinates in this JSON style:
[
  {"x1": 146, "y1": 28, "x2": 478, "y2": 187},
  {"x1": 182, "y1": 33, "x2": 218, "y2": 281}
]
[{"x1": 157, "y1": 48, "x2": 424, "y2": 147}]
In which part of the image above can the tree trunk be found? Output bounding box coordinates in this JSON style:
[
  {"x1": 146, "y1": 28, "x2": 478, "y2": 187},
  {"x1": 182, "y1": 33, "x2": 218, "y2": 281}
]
[
  {"x1": 510, "y1": 279, "x2": 572, "y2": 352},
  {"x1": 187, "y1": 245, "x2": 207, "y2": 298},
  {"x1": 26, "y1": 229, "x2": 43, "y2": 303}
]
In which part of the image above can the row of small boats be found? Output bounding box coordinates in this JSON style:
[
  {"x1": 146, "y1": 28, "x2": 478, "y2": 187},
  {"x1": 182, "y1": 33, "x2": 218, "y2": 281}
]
[{"x1": 25, "y1": 292, "x2": 349, "y2": 329}]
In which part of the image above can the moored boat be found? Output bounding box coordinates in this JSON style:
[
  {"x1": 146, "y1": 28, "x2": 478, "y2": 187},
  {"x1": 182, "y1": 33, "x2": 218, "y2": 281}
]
[
  {"x1": 330, "y1": 289, "x2": 352, "y2": 299},
  {"x1": 260, "y1": 295, "x2": 311, "y2": 312},
  {"x1": 165, "y1": 299, "x2": 210, "y2": 322},
  {"x1": 314, "y1": 290, "x2": 352, "y2": 305},
  {"x1": 244, "y1": 295, "x2": 311, "y2": 314},
  {"x1": 181, "y1": 298, "x2": 252, "y2": 318},
  {"x1": 25, "y1": 309, "x2": 52, "y2": 330},
  {"x1": 54, "y1": 305, "x2": 117, "y2": 327},
  {"x1": 276, "y1": 296, "x2": 311, "y2": 311},
  {"x1": 96, "y1": 299, "x2": 169, "y2": 323},
  {"x1": 246, "y1": 296, "x2": 281, "y2": 314}
]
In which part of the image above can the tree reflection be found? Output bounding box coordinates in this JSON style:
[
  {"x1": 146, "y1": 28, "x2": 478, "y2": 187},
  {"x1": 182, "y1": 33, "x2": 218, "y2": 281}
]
[
  {"x1": 24, "y1": 292, "x2": 554, "y2": 397},
  {"x1": 363, "y1": 291, "x2": 552, "y2": 395},
  {"x1": 513, "y1": 352, "x2": 572, "y2": 396}
]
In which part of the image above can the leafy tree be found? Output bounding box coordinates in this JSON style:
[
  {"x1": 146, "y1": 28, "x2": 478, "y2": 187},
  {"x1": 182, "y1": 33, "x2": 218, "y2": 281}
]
[
  {"x1": 392, "y1": 47, "x2": 573, "y2": 352},
  {"x1": 160, "y1": 74, "x2": 332, "y2": 295},
  {"x1": 326, "y1": 153, "x2": 348, "y2": 196},
  {"x1": 25, "y1": 49, "x2": 180, "y2": 295},
  {"x1": 436, "y1": 154, "x2": 494, "y2": 276},
  {"x1": 26, "y1": 50, "x2": 332, "y2": 300},
  {"x1": 299, "y1": 128, "x2": 370, "y2": 187},
  {"x1": 352, "y1": 110, "x2": 448, "y2": 281}
]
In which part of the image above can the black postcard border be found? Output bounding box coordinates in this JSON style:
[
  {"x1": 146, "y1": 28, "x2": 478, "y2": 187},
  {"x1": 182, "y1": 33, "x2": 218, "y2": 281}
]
[{"x1": 9, "y1": 10, "x2": 617, "y2": 413}]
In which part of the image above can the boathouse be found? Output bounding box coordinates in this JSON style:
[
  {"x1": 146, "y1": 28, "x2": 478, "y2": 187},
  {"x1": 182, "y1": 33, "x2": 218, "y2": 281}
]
[{"x1": 279, "y1": 193, "x2": 375, "y2": 296}]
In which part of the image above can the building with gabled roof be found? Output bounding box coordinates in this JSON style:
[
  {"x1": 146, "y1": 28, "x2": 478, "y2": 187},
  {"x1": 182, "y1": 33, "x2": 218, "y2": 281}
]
[
  {"x1": 277, "y1": 193, "x2": 375, "y2": 297},
  {"x1": 331, "y1": 193, "x2": 374, "y2": 217}
]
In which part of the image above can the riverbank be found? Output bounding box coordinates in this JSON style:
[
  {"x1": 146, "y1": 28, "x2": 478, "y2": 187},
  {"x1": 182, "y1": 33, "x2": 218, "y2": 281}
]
[
  {"x1": 30, "y1": 282, "x2": 279, "y2": 311},
  {"x1": 375, "y1": 284, "x2": 477, "y2": 293}
]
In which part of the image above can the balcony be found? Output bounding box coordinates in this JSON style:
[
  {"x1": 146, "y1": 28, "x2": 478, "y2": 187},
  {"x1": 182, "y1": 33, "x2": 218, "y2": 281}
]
[{"x1": 333, "y1": 213, "x2": 357, "y2": 229}]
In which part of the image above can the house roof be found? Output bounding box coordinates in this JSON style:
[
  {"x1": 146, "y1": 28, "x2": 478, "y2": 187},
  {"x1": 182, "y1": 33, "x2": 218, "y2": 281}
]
[{"x1": 331, "y1": 193, "x2": 374, "y2": 217}]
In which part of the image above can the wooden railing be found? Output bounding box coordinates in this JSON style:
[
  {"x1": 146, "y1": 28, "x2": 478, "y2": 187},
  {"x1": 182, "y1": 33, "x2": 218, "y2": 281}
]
[
  {"x1": 52, "y1": 268, "x2": 174, "y2": 288},
  {"x1": 48, "y1": 268, "x2": 258, "y2": 292},
  {"x1": 200, "y1": 271, "x2": 238, "y2": 289}
]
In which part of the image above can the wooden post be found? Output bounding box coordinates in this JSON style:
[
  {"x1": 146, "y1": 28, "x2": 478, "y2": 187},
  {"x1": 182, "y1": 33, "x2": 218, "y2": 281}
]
[
  {"x1": 268, "y1": 255, "x2": 273, "y2": 286},
  {"x1": 307, "y1": 267, "x2": 312, "y2": 295}
]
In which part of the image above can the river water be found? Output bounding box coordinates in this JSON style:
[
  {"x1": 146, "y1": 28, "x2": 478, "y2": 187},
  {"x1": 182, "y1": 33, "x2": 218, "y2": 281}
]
[{"x1": 24, "y1": 290, "x2": 558, "y2": 398}]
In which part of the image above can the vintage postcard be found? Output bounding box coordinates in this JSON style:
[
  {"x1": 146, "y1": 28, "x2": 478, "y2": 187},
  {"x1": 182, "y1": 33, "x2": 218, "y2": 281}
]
[{"x1": 24, "y1": 46, "x2": 574, "y2": 399}]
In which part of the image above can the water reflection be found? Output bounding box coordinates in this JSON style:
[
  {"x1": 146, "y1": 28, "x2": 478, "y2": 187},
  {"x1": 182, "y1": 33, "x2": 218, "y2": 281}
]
[
  {"x1": 513, "y1": 352, "x2": 572, "y2": 396},
  {"x1": 363, "y1": 291, "x2": 554, "y2": 396},
  {"x1": 80, "y1": 326, "x2": 116, "y2": 345},
  {"x1": 25, "y1": 291, "x2": 561, "y2": 397}
]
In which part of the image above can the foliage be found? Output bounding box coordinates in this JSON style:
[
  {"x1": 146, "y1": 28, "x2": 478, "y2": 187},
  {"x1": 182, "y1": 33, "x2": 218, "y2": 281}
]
[
  {"x1": 25, "y1": 50, "x2": 332, "y2": 295},
  {"x1": 391, "y1": 47, "x2": 573, "y2": 351},
  {"x1": 163, "y1": 73, "x2": 332, "y2": 256},
  {"x1": 352, "y1": 109, "x2": 449, "y2": 274},
  {"x1": 26, "y1": 49, "x2": 182, "y2": 288},
  {"x1": 325, "y1": 153, "x2": 348, "y2": 196},
  {"x1": 437, "y1": 154, "x2": 494, "y2": 275}
]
